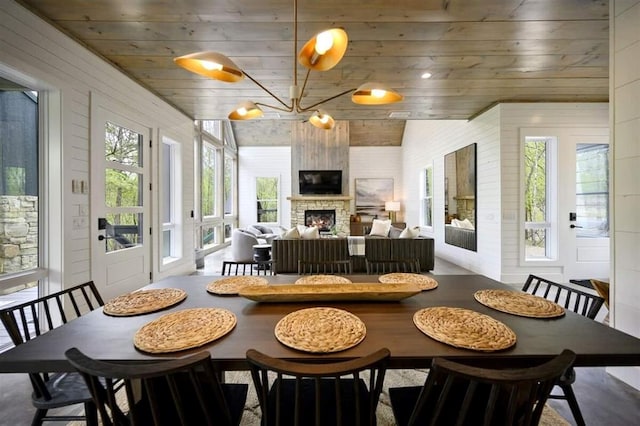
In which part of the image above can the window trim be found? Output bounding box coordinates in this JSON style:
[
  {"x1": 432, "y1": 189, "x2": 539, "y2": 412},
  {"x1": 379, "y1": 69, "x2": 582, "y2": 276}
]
[
  {"x1": 420, "y1": 165, "x2": 434, "y2": 230},
  {"x1": 520, "y1": 130, "x2": 559, "y2": 265}
]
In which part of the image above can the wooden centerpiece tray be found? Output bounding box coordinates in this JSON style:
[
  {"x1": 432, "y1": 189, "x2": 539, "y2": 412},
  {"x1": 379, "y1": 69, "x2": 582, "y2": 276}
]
[{"x1": 238, "y1": 282, "x2": 421, "y2": 302}]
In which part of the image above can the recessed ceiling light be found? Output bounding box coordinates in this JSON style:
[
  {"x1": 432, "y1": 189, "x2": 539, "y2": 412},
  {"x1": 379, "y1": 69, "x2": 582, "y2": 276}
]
[
  {"x1": 389, "y1": 111, "x2": 411, "y2": 119},
  {"x1": 421, "y1": 72, "x2": 432, "y2": 79}
]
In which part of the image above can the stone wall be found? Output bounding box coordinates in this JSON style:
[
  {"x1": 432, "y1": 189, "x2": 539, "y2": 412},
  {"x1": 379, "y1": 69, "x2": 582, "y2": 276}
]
[
  {"x1": 288, "y1": 196, "x2": 351, "y2": 236},
  {"x1": 0, "y1": 196, "x2": 38, "y2": 274}
]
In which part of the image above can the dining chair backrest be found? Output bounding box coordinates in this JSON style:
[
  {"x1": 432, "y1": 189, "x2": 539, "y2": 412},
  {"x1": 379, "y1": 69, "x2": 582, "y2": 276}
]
[
  {"x1": 222, "y1": 260, "x2": 273, "y2": 276},
  {"x1": 65, "y1": 347, "x2": 248, "y2": 426},
  {"x1": 365, "y1": 258, "x2": 420, "y2": 274},
  {"x1": 0, "y1": 281, "x2": 104, "y2": 425},
  {"x1": 246, "y1": 347, "x2": 390, "y2": 426},
  {"x1": 390, "y1": 349, "x2": 576, "y2": 426},
  {"x1": 298, "y1": 259, "x2": 352, "y2": 275},
  {"x1": 522, "y1": 274, "x2": 604, "y2": 319}
]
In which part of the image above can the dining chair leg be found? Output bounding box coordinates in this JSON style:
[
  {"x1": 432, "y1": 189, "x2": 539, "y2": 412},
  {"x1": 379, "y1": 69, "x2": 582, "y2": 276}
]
[
  {"x1": 31, "y1": 408, "x2": 46, "y2": 426},
  {"x1": 561, "y1": 384, "x2": 586, "y2": 426},
  {"x1": 85, "y1": 401, "x2": 99, "y2": 426}
]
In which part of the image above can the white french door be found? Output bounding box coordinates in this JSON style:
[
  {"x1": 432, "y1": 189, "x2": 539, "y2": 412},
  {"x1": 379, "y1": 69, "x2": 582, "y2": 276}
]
[
  {"x1": 560, "y1": 132, "x2": 610, "y2": 280},
  {"x1": 90, "y1": 102, "x2": 151, "y2": 300}
]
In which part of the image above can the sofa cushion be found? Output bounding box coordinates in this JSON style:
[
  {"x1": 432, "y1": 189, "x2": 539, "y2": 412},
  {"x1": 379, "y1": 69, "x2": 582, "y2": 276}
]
[
  {"x1": 369, "y1": 219, "x2": 392, "y2": 237},
  {"x1": 399, "y1": 226, "x2": 420, "y2": 239},
  {"x1": 282, "y1": 227, "x2": 300, "y2": 239}
]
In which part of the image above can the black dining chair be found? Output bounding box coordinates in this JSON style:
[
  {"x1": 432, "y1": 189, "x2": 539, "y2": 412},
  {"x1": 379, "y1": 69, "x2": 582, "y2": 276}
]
[
  {"x1": 365, "y1": 258, "x2": 420, "y2": 274},
  {"x1": 221, "y1": 260, "x2": 273, "y2": 276},
  {"x1": 297, "y1": 259, "x2": 353, "y2": 275},
  {"x1": 0, "y1": 281, "x2": 103, "y2": 425},
  {"x1": 65, "y1": 347, "x2": 248, "y2": 426},
  {"x1": 246, "y1": 347, "x2": 390, "y2": 426},
  {"x1": 389, "y1": 349, "x2": 577, "y2": 426},
  {"x1": 522, "y1": 274, "x2": 605, "y2": 426}
]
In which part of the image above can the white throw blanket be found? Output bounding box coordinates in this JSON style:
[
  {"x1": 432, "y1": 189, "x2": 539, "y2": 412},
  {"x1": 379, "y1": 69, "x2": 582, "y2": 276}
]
[{"x1": 347, "y1": 236, "x2": 366, "y2": 256}]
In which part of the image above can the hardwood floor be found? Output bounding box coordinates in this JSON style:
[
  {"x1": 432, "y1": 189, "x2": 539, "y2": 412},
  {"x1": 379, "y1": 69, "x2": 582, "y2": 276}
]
[{"x1": 1, "y1": 248, "x2": 638, "y2": 425}]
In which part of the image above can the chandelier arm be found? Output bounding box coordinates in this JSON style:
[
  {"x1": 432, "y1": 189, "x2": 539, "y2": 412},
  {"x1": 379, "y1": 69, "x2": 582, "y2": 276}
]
[
  {"x1": 242, "y1": 71, "x2": 294, "y2": 111},
  {"x1": 297, "y1": 87, "x2": 357, "y2": 113},
  {"x1": 254, "y1": 102, "x2": 296, "y2": 113},
  {"x1": 294, "y1": 69, "x2": 312, "y2": 112}
]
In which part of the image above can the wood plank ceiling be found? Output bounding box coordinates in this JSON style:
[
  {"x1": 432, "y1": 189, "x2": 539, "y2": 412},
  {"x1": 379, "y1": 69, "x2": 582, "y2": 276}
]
[{"x1": 15, "y1": 0, "x2": 609, "y2": 146}]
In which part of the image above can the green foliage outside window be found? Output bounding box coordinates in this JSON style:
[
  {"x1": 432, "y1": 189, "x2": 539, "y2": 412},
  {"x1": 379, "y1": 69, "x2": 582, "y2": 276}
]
[{"x1": 256, "y1": 177, "x2": 278, "y2": 222}]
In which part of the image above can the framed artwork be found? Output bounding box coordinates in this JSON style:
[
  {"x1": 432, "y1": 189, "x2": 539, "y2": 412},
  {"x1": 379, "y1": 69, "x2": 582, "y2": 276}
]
[{"x1": 355, "y1": 178, "x2": 394, "y2": 220}]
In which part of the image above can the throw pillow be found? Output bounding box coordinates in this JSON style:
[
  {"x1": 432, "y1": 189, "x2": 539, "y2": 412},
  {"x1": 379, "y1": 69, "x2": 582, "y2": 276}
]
[
  {"x1": 300, "y1": 226, "x2": 320, "y2": 239},
  {"x1": 389, "y1": 226, "x2": 403, "y2": 238},
  {"x1": 282, "y1": 227, "x2": 300, "y2": 239},
  {"x1": 369, "y1": 219, "x2": 392, "y2": 237},
  {"x1": 458, "y1": 218, "x2": 475, "y2": 230},
  {"x1": 245, "y1": 225, "x2": 262, "y2": 236},
  {"x1": 252, "y1": 224, "x2": 272, "y2": 234},
  {"x1": 399, "y1": 226, "x2": 420, "y2": 239}
]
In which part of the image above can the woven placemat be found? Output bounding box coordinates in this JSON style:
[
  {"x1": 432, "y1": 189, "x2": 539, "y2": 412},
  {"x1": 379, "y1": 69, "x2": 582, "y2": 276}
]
[
  {"x1": 474, "y1": 289, "x2": 565, "y2": 318},
  {"x1": 413, "y1": 307, "x2": 516, "y2": 352},
  {"x1": 103, "y1": 288, "x2": 187, "y2": 316},
  {"x1": 275, "y1": 307, "x2": 366, "y2": 353},
  {"x1": 134, "y1": 307, "x2": 236, "y2": 353},
  {"x1": 294, "y1": 275, "x2": 352, "y2": 284},
  {"x1": 206, "y1": 276, "x2": 268, "y2": 295},
  {"x1": 378, "y1": 273, "x2": 438, "y2": 291}
]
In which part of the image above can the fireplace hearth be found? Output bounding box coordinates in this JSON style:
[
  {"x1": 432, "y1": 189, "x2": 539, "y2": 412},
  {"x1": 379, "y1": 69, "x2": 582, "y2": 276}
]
[{"x1": 305, "y1": 209, "x2": 336, "y2": 232}]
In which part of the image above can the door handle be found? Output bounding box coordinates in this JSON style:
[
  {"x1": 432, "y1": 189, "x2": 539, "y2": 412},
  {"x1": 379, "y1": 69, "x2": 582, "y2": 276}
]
[
  {"x1": 570, "y1": 224, "x2": 583, "y2": 229},
  {"x1": 98, "y1": 235, "x2": 106, "y2": 241}
]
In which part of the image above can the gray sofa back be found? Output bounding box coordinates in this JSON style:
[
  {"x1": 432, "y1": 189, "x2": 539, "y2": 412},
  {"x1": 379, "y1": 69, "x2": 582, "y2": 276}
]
[{"x1": 272, "y1": 237, "x2": 434, "y2": 273}]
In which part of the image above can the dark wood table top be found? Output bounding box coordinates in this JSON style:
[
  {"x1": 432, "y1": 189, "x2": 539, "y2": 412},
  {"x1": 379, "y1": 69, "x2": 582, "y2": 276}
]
[{"x1": 1, "y1": 274, "x2": 639, "y2": 373}]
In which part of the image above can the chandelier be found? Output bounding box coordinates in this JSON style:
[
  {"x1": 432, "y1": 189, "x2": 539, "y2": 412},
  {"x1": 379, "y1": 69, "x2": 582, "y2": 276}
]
[{"x1": 174, "y1": 0, "x2": 403, "y2": 130}]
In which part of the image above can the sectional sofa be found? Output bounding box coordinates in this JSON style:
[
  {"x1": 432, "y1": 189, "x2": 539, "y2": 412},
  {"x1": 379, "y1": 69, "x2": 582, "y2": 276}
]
[{"x1": 271, "y1": 237, "x2": 435, "y2": 274}]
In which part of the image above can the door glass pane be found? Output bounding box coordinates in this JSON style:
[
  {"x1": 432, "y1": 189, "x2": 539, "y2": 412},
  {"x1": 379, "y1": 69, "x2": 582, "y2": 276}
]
[
  {"x1": 201, "y1": 224, "x2": 217, "y2": 248},
  {"x1": 105, "y1": 213, "x2": 142, "y2": 252},
  {"x1": 105, "y1": 169, "x2": 141, "y2": 207},
  {"x1": 575, "y1": 144, "x2": 609, "y2": 238},
  {"x1": 105, "y1": 121, "x2": 142, "y2": 167}
]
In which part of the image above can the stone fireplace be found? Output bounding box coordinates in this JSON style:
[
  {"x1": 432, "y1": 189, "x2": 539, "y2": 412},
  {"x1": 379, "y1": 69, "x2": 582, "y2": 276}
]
[
  {"x1": 287, "y1": 195, "x2": 352, "y2": 236},
  {"x1": 304, "y1": 209, "x2": 335, "y2": 232}
]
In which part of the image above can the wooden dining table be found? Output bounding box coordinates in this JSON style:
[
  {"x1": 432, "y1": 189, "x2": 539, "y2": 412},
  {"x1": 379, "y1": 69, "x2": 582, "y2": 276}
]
[{"x1": 1, "y1": 274, "x2": 640, "y2": 373}]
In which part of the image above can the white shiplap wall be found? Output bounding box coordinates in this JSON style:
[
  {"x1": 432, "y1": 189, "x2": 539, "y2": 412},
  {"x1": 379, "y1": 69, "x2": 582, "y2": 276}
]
[
  {"x1": 238, "y1": 147, "x2": 292, "y2": 228},
  {"x1": 499, "y1": 103, "x2": 609, "y2": 284},
  {"x1": 349, "y1": 146, "x2": 403, "y2": 215},
  {"x1": 0, "y1": 2, "x2": 195, "y2": 291},
  {"x1": 401, "y1": 108, "x2": 502, "y2": 280},
  {"x1": 237, "y1": 146, "x2": 404, "y2": 229},
  {"x1": 609, "y1": 0, "x2": 640, "y2": 390}
]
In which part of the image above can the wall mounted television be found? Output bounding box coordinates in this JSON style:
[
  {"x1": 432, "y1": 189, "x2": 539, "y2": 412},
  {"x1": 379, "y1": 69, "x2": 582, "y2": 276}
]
[{"x1": 299, "y1": 170, "x2": 342, "y2": 195}]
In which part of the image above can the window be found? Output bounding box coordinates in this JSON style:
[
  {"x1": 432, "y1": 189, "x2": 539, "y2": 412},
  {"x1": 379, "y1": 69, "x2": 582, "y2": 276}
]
[
  {"x1": 575, "y1": 144, "x2": 609, "y2": 238},
  {"x1": 194, "y1": 120, "x2": 238, "y2": 251},
  {"x1": 224, "y1": 154, "x2": 235, "y2": 216},
  {"x1": 0, "y1": 90, "x2": 40, "y2": 280},
  {"x1": 201, "y1": 141, "x2": 218, "y2": 218},
  {"x1": 421, "y1": 166, "x2": 433, "y2": 227},
  {"x1": 161, "y1": 136, "x2": 182, "y2": 263},
  {"x1": 523, "y1": 136, "x2": 555, "y2": 260},
  {"x1": 256, "y1": 177, "x2": 279, "y2": 223}
]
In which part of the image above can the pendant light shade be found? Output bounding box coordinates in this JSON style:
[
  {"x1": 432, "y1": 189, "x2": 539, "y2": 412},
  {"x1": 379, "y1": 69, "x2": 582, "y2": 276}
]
[
  {"x1": 228, "y1": 101, "x2": 263, "y2": 120},
  {"x1": 174, "y1": 51, "x2": 244, "y2": 82},
  {"x1": 352, "y1": 82, "x2": 404, "y2": 105},
  {"x1": 309, "y1": 110, "x2": 335, "y2": 130},
  {"x1": 298, "y1": 28, "x2": 348, "y2": 71}
]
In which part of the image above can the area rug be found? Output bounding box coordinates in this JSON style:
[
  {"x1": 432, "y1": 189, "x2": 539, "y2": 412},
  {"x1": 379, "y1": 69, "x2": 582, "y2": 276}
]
[
  {"x1": 69, "y1": 369, "x2": 570, "y2": 425},
  {"x1": 228, "y1": 369, "x2": 569, "y2": 426}
]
